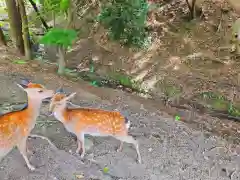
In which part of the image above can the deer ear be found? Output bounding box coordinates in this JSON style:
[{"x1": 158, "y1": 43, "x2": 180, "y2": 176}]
[
  {"x1": 17, "y1": 78, "x2": 31, "y2": 89},
  {"x1": 16, "y1": 83, "x2": 27, "y2": 90},
  {"x1": 65, "y1": 92, "x2": 76, "y2": 101},
  {"x1": 56, "y1": 87, "x2": 64, "y2": 93},
  {"x1": 20, "y1": 78, "x2": 30, "y2": 86}
]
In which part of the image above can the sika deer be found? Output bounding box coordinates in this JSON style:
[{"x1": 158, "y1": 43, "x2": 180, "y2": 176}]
[
  {"x1": 0, "y1": 79, "x2": 54, "y2": 170},
  {"x1": 49, "y1": 88, "x2": 142, "y2": 163}
]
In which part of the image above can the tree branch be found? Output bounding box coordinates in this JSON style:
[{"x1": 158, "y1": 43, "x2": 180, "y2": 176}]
[{"x1": 28, "y1": 0, "x2": 50, "y2": 30}]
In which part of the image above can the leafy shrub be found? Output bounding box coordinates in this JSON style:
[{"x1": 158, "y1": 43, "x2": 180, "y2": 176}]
[
  {"x1": 40, "y1": 0, "x2": 69, "y2": 15},
  {"x1": 98, "y1": 0, "x2": 149, "y2": 47},
  {"x1": 41, "y1": 0, "x2": 61, "y2": 13},
  {"x1": 39, "y1": 28, "x2": 77, "y2": 47},
  {"x1": 39, "y1": 28, "x2": 78, "y2": 74}
]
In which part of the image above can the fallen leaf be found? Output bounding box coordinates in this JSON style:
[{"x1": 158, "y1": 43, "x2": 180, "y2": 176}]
[
  {"x1": 13, "y1": 60, "x2": 27, "y2": 64},
  {"x1": 103, "y1": 167, "x2": 109, "y2": 173},
  {"x1": 75, "y1": 174, "x2": 84, "y2": 179}
]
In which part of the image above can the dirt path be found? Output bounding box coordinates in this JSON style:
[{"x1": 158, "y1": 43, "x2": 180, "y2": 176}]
[{"x1": 0, "y1": 60, "x2": 239, "y2": 180}]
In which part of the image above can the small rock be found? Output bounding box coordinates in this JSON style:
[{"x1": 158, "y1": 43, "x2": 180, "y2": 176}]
[
  {"x1": 31, "y1": 63, "x2": 39, "y2": 68},
  {"x1": 148, "y1": 148, "x2": 153, "y2": 152},
  {"x1": 75, "y1": 174, "x2": 84, "y2": 179},
  {"x1": 221, "y1": 7, "x2": 229, "y2": 13},
  {"x1": 125, "y1": 88, "x2": 132, "y2": 92}
]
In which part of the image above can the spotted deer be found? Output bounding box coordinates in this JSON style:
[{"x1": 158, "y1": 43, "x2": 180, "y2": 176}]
[
  {"x1": 0, "y1": 79, "x2": 54, "y2": 170},
  {"x1": 49, "y1": 88, "x2": 142, "y2": 163}
]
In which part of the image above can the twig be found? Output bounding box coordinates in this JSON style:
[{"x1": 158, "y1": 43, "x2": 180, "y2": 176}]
[
  {"x1": 68, "y1": 101, "x2": 81, "y2": 108},
  {"x1": 28, "y1": 134, "x2": 58, "y2": 150},
  {"x1": 0, "y1": 102, "x2": 26, "y2": 106},
  {"x1": 43, "y1": 60, "x2": 58, "y2": 66},
  {"x1": 28, "y1": 0, "x2": 50, "y2": 30},
  {"x1": 229, "y1": 86, "x2": 236, "y2": 110},
  {"x1": 77, "y1": 1, "x2": 95, "y2": 18},
  {"x1": 216, "y1": 11, "x2": 223, "y2": 33},
  {"x1": 184, "y1": 52, "x2": 224, "y2": 64},
  {"x1": 36, "y1": 119, "x2": 57, "y2": 124}
]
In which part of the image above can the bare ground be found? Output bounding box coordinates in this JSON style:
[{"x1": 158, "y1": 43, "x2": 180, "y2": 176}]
[
  {"x1": 59, "y1": 0, "x2": 240, "y2": 144},
  {"x1": 0, "y1": 48, "x2": 239, "y2": 180}
]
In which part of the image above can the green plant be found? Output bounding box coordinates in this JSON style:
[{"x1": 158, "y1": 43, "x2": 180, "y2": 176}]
[
  {"x1": 199, "y1": 91, "x2": 240, "y2": 117},
  {"x1": 228, "y1": 106, "x2": 240, "y2": 116},
  {"x1": 164, "y1": 86, "x2": 182, "y2": 98},
  {"x1": 28, "y1": 0, "x2": 68, "y2": 28},
  {"x1": 41, "y1": 0, "x2": 61, "y2": 13},
  {"x1": 98, "y1": 0, "x2": 149, "y2": 47},
  {"x1": 108, "y1": 72, "x2": 145, "y2": 93},
  {"x1": 40, "y1": 0, "x2": 70, "y2": 17},
  {"x1": 2, "y1": 31, "x2": 11, "y2": 42},
  {"x1": 39, "y1": 28, "x2": 77, "y2": 47},
  {"x1": 39, "y1": 28, "x2": 78, "y2": 74},
  {"x1": 109, "y1": 73, "x2": 133, "y2": 87}
]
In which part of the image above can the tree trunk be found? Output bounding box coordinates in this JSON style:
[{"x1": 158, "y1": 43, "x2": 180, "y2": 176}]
[
  {"x1": 5, "y1": 0, "x2": 24, "y2": 55},
  {"x1": 18, "y1": 0, "x2": 32, "y2": 60},
  {"x1": 185, "y1": 0, "x2": 195, "y2": 19},
  {"x1": 191, "y1": 0, "x2": 197, "y2": 19},
  {"x1": 57, "y1": 46, "x2": 66, "y2": 75},
  {"x1": 0, "y1": 27, "x2": 7, "y2": 46},
  {"x1": 186, "y1": 0, "x2": 203, "y2": 20},
  {"x1": 67, "y1": 0, "x2": 74, "y2": 29}
]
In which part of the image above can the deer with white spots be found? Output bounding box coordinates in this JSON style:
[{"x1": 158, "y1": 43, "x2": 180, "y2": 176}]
[
  {"x1": 0, "y1": 79, "x2": 54, "y2": 171},
  {"x1": 49, "y1": 88, "x2": 142, "y2": 163}
]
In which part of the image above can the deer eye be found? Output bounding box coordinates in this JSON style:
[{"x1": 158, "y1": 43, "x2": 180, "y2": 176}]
[{"x1": 38, "y1": 90, "x2": 43, "y2": 93}]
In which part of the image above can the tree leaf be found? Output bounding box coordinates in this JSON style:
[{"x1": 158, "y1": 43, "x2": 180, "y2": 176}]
[
  {"x1": 39, "y1": 28, "x2": 78, "y2": 48},
  {"x1": 13, "y1": 60, "x2": 27, "y2": 64},
  {"x1": 60, "y1": 0, "x2": 70, "y2": 11},
  {"x1": 103, "y1": 167, "x2": 109, "y2": 173}
]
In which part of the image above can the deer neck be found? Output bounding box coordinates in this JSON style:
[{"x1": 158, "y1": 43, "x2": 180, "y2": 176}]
[
  {"x1": 26, "y1": 97, "x2": 43, "y2": 126},
  {"x1": 53, "y1": 105, "x2": 69, "y2": 123}
]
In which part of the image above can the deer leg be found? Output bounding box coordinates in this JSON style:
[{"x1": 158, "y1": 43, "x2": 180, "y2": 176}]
[
  {"x1": 115, "y1": 136, "x2": 141, "y2": 164},
  {"x1": 78, "y1": 133, "x2": 85, "y2": 158},
  {"x1": 117, "y1": 141, "x2": 124, "y2": 152},
  {"x1": 28, "y1": 134, "x2": 57, "y2": 149},
  {"x1": 26, "y1": 144, "x2": 33, "y2": 155},
  {"x1": 17, "y1": 138, "x2": 35, "y2": 171},
  {"x1": 76, "y1": 139, "x2": 82, "y2": 154}
]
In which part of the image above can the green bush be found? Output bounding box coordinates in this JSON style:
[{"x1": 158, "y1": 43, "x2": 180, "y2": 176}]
[
  {"x1": 40, "y1": 0, "x2": 69, "y2": 14},
  {"x1": 39, "y1": 28, "x2": 77, "y2": 47},
  {"x1": 98, "y1": 0, "x2": 149, "y2": 47}
]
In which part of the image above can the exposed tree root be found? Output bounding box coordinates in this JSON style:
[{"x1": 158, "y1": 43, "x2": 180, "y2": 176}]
[{"x1": 28, "y1": 134, "x2": 58, "y2": 150}]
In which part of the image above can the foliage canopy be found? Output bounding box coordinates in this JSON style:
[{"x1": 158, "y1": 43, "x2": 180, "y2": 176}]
[
  {"x1": 98, "y1": 0, "x2": 149, "y2": 47},
  {"x1": 41, "y1": 0, "x2": 69, "y2": 13}
]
